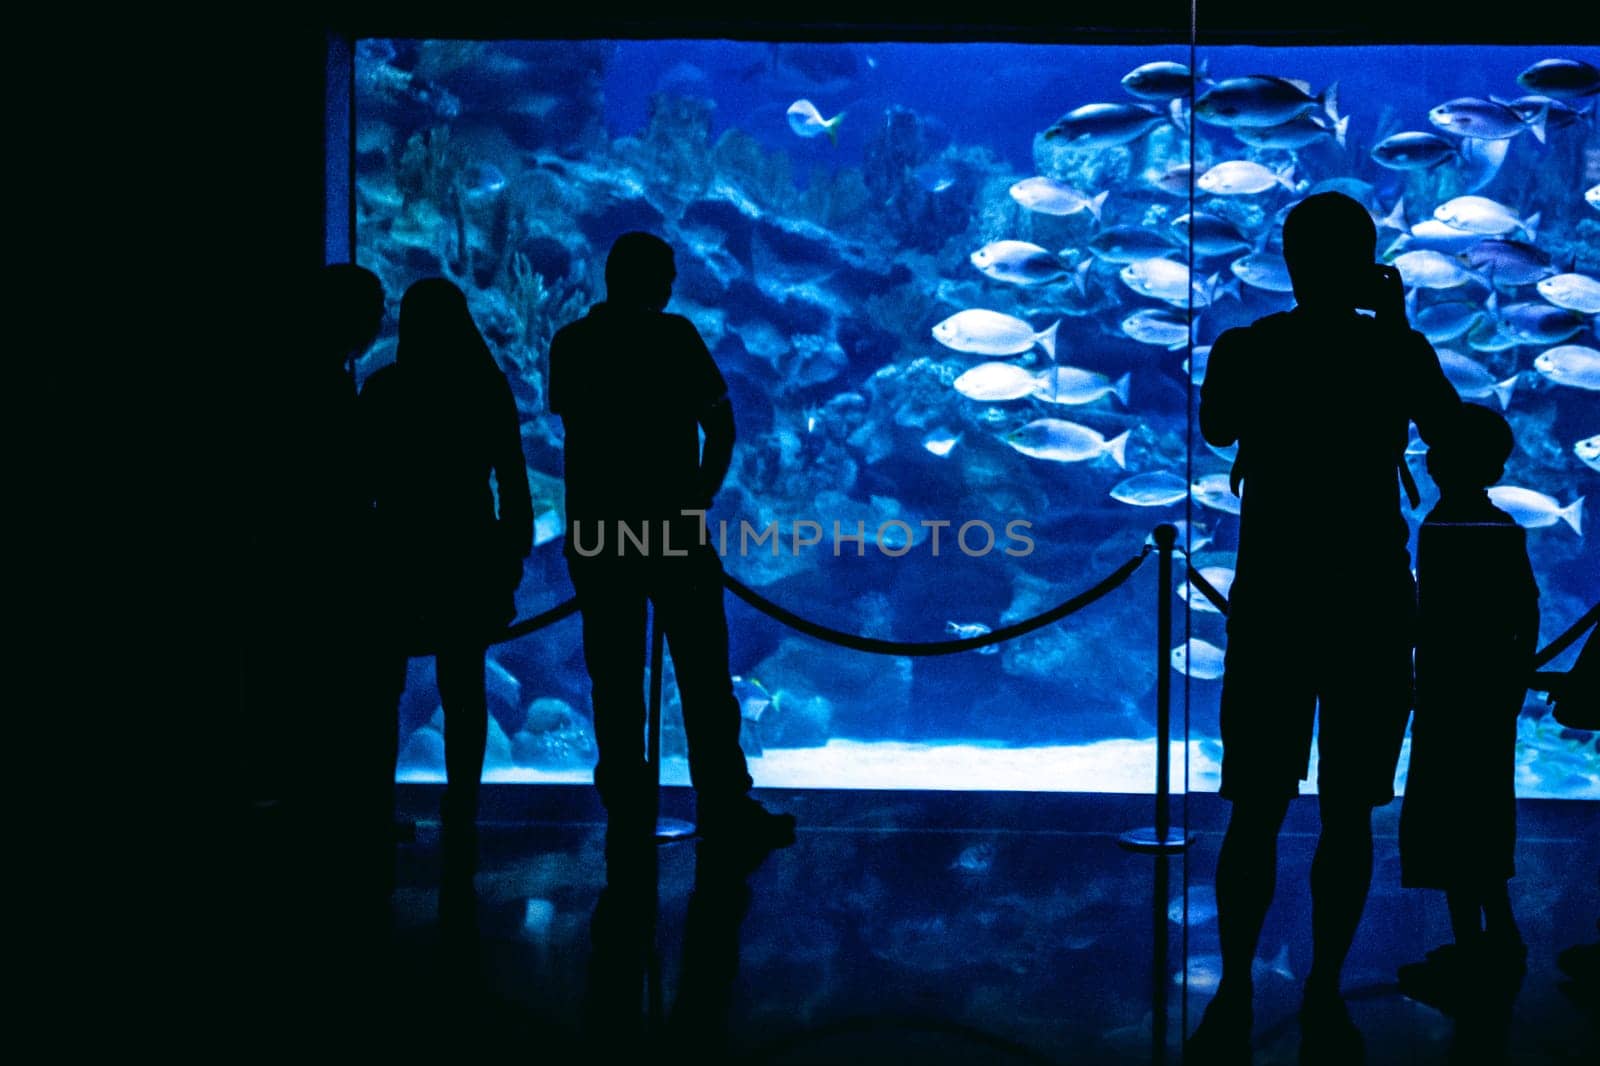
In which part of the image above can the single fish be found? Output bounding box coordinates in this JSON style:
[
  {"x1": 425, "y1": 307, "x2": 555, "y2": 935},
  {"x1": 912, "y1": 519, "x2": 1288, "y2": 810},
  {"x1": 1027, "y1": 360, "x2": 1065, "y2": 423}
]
[
  {"x1": 1235, "y1": 112, "x2": 1347, "y2": 150},
  {"x1": 1185, "y1": 344, "x2": 1214, "y2": 383},
  {"x1": 1043, "y1": 102, "x2": 1169, "y2": 148},
  {"x1": 946, "y1": 623, "x2": 998, "y2": 655},
  {"x1": 1171, "y1": 639, "x2": 1227, "y2": 680},
  {"x1": 1589, "y1": 184, "x2": 1600, "y2": 212},
  {"x1": 1005, "y1": 419, "x2": 1131, "y2": 467},
  {"x1": 1467, "y1": 239, "x2": 1555, "y2": 288},
  {"x1": 1121, "y1": 307, "x2": 1191, "y2": 349},
  {"x1": 1487, "y1": 486, "x2": 1585, "y2": 535},
  {"x1": 1178, "y1": 567, "x2": 1236, "y2": 614},
  {"x1": 1499, "y1": 301, "x2": 1586, "y2": 346},
  {"x1": 1198, "y1": 160, "x2": 1296, "y2": 196},
  {"x1": 954, "y1": 362, "x2": 1040, "y2": 402},
  {"x1": 786, "y1": 99, "x2": 844, "y2": 144},
  {"x1": 1009, "y1": 177, "x2": 1108, "y2": 221},
  {"x1": 1371, "y1": 130, "x2": 1459, "y2": 170},
  {"x1": 1089, "y1": 225, "x2": 1182, "y2": 263},
  {"x1": 1230, "y1": 252, "x2": 1295, "y2": 293},
  {"x1": 970, "y1": 240, "x2": 1067, "y2": 285},
  {"x1": 1121, "y1": 61, "x2": 1195, "y2": 100},
  {"x1": 1434, "y1": 196, "x2": 1537, "y2": 238},
  {"x1": 1414, "y1": 301, "x2": 1486, "y2": 343},
  {"x1": 1032, "y1": 367, "x2": 1133, "y2": 406},
  {"x1": 1387, "y1": 219, "x2": 1485, "y2": 258},
  {"x1": 1516, "y1": 58, "x2": 1600, "y2": 99},
  {"x1": 923, "y1": 430, "x2": 961, "y2": 458},
  {"x1": 933, "y1": 310, "x2": 1059, "y2": 358},
  {"x1": 1194, "y1": 75, "x2": 1337, "y2": 129},
  {"x1": 1574, "y1": 434, "x2": 1600, "y2": 473},
  {"x1": 1534, "y1": 345, "x2": 1600, "y2": 390},
  {"x1": 911, "y1": 159, "x2": 961, "y2": 194},
  {"x1": 1191, "y1": 473, "x2": 1242, "y2": 515},
  {"x1": 1459, "y1": 137, "x2": 1511, "y2": 194},
  {"x1": 1172, "y1": 213, "x2": 1251, "y2": 259},
  {"x1": 1111, "y1": 471, "x2": 1189, "y2": 507},
  {"x1": 1536, "y1": 274, "x2": 1600, "y2": 315},
  {"x1": 1121, "y1": 258, "x2": 1205, "y2": 306},
  {"x1": 1150, "y1": 519, "x2": 1213, "y2": 555},
  {"x1": 1393, "y1": 249, "x2": 1482, "y2": 290},
  {"x1": 1429, "y1": 97, "x2": 1546, "y2": 143},
  {"x1": 1467, "y1": 317, "x2": 1522, "y2": 353},
  {"x1": 731, "y1": 676, "x2": 772, "y2": 722},
  {"x1": 1437, "y1": 350, "x2": 1519, "y2": 409}
]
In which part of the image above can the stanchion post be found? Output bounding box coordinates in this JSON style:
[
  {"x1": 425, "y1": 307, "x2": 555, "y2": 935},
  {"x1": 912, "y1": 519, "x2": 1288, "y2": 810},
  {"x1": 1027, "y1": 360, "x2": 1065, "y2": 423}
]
[
  {"x1": 648, "y1": 605, "x2": 696, "y2": 842},
  {"x1": 1121, "y1": 524, "x2": 1193, "y2": 853}
]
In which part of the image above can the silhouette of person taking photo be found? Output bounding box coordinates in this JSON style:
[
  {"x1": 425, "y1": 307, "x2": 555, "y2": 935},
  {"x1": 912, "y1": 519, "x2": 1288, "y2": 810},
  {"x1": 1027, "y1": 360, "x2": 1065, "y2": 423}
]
[
  {"x1": 1398, "y1": 403, "x2": 1538, "y2": 1019},
  {"x1": 361, "y1": 277, "x2": 532, "y2": 882},
  {"x1": 550, "y1": 231, "x2": 794, "y2": 848},
  {"x1": 1189, "y1": 192, "x2": 1461, "y2": 1063}
]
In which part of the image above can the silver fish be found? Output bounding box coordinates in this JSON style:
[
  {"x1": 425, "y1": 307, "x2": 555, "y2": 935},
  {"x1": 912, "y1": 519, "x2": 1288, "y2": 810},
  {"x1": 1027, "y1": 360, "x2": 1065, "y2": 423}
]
[
  {"x1": 1467, "y1": 317, "x2": 1522, "y2": 353},
  {"x1": 1171, "y1": 639, "x2": 1227, "y2": 680},
  {"x1": 1467, "y1": 239, "x2": 1554, "y2": 288},
  {"x1": 1504, "y1": 94, "x2": 1591, "y2": 129},
  {"x1": 1172, "y1": 213, "x2": 1251, "y2": 259},
  {"x1": 1191, "y1": 473, "x2": 1241, "y2": 515},
  {"x1": 1089, "y1": 225, "x2": 1182, "y2": 264},
  {"x1": 1121, "y1": 307, "x2": 1191, "y2": 349},
  {"x1": 1415, "y1": 302, "x2": 1486, "y2": 343},
  {"x1": 1516, "y1": 58, "x2": 1600, "y2": 100},
  {"x1": 1498, "y1": 300, "x2": 1585, "y2": 345},
  {"x1": 1111, "y1": 471, "x2": 1189, "y2": 507},
  {"x1": 1393, "y1": 250, "x2": 1482, "y2": 290},
  {"x1": 1043, "y1": 102, "x2": 1168, "y2": 148},
  {"x1": 1005, "y1": 419, "x2": 1130, "y2": 466},
  {"x1": 1178, "y1": 566, "x2": 1235, "y2": 614},
  {"x1": 923, "y1": 431, "x2": 961, "y2": 457},
  {"x1": 1197, "y1": 160, "x2": 1296, "y2": 196},
  {"x1": 1371, "y1": 130, "x2": 1458, "y2": 170},
  {"x1": 1437, "y1": 350, "x2": 1519, "y2": 409},
  {"x1": 1032, "y1": 367, "x2": 1132, "y2": 406},
  {"x1": 786, "y1": 99, "x2": 843, "y2": 143},
  {"x1": 1194, "y1": 75, "x2": 1337, "y2": 129},
  {"x1": 1122, "y1": 61, "x2": 1195, "y2": 100},
  {"x1": 1574, "y1": 434, "x2": 1600, "y2": 473},
  {"x1": 1121, "y1": 258, "x2": 1204, "y2": 306},
  {"x1": 970, "y1": 240, "x2": 1067, "y2": 285},
  {"x1": 1386, "y1": 219, "x2": 1485, "y2": 258},
  {"x1": 1487, "y1": 486, "x2": 1585, "y2": 535},
  {"x1": 1534, "y1": 345, "x2": 1600, "y2": 390},
  {"x1": 1429, "y1": 97, "x2": 1546, "y2": 142},
  {"x1": 1434, "y1": 196, "x2": 1537, "y2": 238},
  {"x1": 1230, "y1": 252, "x2": 1295, "y2": 293},
  {"x1": 1009, "y1": 177, "x2": 1108, "y2": 221},
  {"x1": 1536, "y1": 274, "x2": 1600, "y2": 315},
  {"x1": 1146, "y1": 163, "x2": 1194, "y2": 197},
  {"x1": 953, "y1": 362, "x2": 1040, "y2": 402},
  {"x1": 1234, "y1": 112, "x2": 1347, "y2": 150},
  {"x1": 933, "y1": 310, "x2": 1059, "y2": 358},
  {"x1": 1589, "y1": 184, "x2": 1600, "y2": 212},
  {"x1": 945, "y1": 623, "x2": 998, "y2": 655}
]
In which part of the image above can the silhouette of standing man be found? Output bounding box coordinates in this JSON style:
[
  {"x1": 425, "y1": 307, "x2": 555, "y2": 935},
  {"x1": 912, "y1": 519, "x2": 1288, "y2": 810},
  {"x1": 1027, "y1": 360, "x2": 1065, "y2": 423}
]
[
  {"x1": 1189, "y1": 192, "x2": 1460, "y2": 1064},
  {"x1": 550, "y1": 232, "x2": 794, "y2": 847}
]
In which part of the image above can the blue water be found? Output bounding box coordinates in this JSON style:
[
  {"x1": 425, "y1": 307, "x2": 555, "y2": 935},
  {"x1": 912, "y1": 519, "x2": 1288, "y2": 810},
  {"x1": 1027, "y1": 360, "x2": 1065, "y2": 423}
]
[{"x1": 351, "y1": 39, "x2": 1599, "y2": 797}]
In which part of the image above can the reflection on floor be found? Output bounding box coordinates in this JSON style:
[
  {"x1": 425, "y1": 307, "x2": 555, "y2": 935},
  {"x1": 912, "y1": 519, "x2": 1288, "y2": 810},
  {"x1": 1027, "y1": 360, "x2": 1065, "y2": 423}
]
[{"x1": 239, "y1": 789, "x2": 1598, "y2": 1063}]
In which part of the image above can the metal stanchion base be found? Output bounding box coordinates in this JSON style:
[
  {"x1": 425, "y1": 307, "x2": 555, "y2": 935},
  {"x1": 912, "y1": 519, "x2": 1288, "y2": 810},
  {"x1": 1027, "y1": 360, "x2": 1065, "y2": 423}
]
[
  {"x1": 654, "y1": 817, "x2": 697, "y2": 842},
  {"x1": 1118, "y1": 826, "x2": 1194, "y2": 853}
]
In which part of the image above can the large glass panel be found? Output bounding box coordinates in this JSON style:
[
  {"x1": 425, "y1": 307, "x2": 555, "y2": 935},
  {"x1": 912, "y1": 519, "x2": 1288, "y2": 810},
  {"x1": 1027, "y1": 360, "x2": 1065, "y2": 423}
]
[
  {"x1": 1180, "y1": 43, "x2": 1598, "y2": 802},
  {"x1": 353, "y1": 37, "x2": 1209, "y2": 791}
]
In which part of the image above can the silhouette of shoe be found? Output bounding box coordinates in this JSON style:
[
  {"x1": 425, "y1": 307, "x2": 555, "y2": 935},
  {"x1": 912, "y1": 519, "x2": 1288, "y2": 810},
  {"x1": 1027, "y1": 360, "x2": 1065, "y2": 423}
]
[
  {"x1": 1299, "y1": 991, "x2": 1364, "y2": 1065},
  {"x1": 696, "y1": 795, "x2": 796, "y2": 850},
  {"x1": 1184, "y1": 993, "x2": 1252, "y2": 1064}
]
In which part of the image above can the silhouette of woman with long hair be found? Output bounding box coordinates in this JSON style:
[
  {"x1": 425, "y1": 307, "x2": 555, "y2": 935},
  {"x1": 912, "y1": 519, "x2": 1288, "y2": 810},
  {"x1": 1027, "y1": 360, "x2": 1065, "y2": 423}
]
[{"x1": 361, "y1": 278, "x2": 532, "y2": 878}]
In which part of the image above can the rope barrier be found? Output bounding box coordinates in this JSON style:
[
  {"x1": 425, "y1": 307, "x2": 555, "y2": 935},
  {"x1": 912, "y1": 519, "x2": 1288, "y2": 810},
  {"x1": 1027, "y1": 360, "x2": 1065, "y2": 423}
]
[{"x1": 721, "y1": 545, "x2": 1153, "y2": 657}]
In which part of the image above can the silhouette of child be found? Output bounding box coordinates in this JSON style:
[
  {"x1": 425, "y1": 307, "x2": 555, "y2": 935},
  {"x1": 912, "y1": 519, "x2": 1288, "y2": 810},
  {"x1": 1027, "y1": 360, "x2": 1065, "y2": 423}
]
[{"x1": 1401, "y1": 402, "x2": 1539, "y2": 991}]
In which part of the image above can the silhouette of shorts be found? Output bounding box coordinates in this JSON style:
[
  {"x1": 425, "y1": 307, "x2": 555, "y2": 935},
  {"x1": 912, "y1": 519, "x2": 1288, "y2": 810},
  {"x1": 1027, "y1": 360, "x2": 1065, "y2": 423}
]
[{"x1": 1218, "y1": 615, "x2": 1413, "y2": 805}]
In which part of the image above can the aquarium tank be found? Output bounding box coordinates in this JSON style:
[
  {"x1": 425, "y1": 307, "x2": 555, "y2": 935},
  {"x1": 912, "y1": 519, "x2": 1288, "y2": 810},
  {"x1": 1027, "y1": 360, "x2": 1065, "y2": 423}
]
[{"x1": 345, "y1": 36, "x2": 1598, "y2": 798}]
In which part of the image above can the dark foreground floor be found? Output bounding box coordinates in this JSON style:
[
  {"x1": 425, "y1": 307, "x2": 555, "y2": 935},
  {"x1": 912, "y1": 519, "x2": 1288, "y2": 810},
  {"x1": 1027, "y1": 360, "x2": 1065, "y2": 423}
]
[{"x1": 237, "y1": 788, "x2": 1597, "y2": 1063}]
